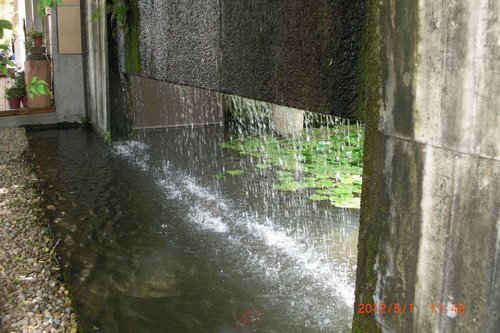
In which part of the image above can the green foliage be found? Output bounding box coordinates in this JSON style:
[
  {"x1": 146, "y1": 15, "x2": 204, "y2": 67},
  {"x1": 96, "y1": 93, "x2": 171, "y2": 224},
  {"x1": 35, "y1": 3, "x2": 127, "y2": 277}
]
[
  {"x1": 4, "y1": 70, "x2": 27, "y2": 99},
  {"x1": 26, "y1": 29, "x2": 44, "y2": 39},
  {"x1": 78, "y1": 116, "x2": 93, "y2": 130},
  {"x1": 13, "y1": 70, "x2": 25, "y2": 87},
  {"x1": 221, "y1": 125, "x2": 365, "y2": 208},
  {"x1": 125, "y1": 0, "x2": 140, "y2": 74},
  {"x1": 255, "y1": 163, "x2": 271, "y2": 169},
  {"x1": 37, "y1": 0, "x2": 62, "y2": 16},
  {"x1": 25, "y1": 29, "x2": 45, "y2": 48},
  {"x1": 0, "y1": 19, "x2": 13, "y2": 39},
  {"x1": 104, "y1": 131, "x2": 112, "y2": 144},
  {"x1": 4, "y1": 85, "x2": 25, "y2": 99},
  {"x1": 27, "y1": 76, "x2": 51, "y2": 99},
  {"x1": 92, "y1": 0, "x2": 129, "y2": 34},
  {"x1": 110, "y1": 0, "x2": 129, "y2": 32},
  {"x1": 226, "y1": 169, "x2": 245, "y2": 176},
  {"x1": 0, "y1": 19, "x2": 15, "y2": 75}
]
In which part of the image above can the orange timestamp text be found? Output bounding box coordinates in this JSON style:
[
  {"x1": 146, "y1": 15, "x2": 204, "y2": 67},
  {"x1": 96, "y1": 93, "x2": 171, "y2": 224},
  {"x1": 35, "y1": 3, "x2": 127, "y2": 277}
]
[
  {"x1": 357, "y1": 303, "x2": 414, "y2": 315},
  {"x1": 430, "y1": 303, "x2": 465, "y2": 314}
]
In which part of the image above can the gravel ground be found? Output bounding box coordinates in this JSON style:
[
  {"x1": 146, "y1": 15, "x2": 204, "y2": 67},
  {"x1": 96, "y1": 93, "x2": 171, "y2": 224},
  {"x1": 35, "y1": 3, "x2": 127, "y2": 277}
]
[{"x1": 0, "y1": 127, "x2": 78, "y2": 333}]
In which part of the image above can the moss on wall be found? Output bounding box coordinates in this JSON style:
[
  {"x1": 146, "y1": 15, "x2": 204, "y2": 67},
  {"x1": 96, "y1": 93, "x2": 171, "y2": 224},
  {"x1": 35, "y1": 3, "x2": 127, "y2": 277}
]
[
  {"x1": 355, "y1": 0, "x2": 380, "y2": 123},
  {"x1": 125, "y1": 0, "x2": 141, "y2": 74},
  {"x1": 351, "y1": 0, "x2": 383, "y2": 331}
]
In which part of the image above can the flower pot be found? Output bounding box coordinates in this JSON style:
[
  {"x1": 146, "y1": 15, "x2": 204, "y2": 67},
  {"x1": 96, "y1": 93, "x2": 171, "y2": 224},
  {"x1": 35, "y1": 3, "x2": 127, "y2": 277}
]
[
  {"x1": 7, "y1": 98, "x2": 21, "y2": 109},
  {"x1": 33, "y1": 37, "x2": 44, "y2": 47},
  {"x1": 21, "y1": 96, "x2": 28, "y2": 108}
]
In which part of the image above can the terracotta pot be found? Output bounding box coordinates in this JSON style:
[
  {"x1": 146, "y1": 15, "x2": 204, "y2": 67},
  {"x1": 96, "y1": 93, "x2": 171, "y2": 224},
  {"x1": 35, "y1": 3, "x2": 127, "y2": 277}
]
[
  {"x1": 33, "y1": 37, "x2": 44, "y2": 47},
  {"x1": 7, "y1": 98, "x2": 21, "y2": 109},
  {"x1": 21, "y1": 96, "x2": 28, "y2": 108}
]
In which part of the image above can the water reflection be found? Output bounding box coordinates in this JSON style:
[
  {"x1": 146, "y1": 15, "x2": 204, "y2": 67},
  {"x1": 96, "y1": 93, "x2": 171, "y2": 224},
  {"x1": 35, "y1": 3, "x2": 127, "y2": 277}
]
[{"x1": 29, "y1": 126, "x2": 358, "y2": 332}]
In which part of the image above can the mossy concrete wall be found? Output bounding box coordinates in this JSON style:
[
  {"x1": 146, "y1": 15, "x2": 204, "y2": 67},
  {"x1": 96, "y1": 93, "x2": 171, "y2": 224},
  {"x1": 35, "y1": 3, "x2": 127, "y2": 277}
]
[
  {"x1": 353, "y1": 0, "x2": 499, "y2": 332},
  {"x1": 112, "y1": 0, "x2": 367, "y2": 127}
]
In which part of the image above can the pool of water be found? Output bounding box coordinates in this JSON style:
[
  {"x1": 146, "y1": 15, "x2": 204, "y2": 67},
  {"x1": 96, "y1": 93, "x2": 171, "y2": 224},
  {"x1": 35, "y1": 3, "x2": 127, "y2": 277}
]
[{"x1": 29, "y1": 126, "x2": 358, "y2": 333}]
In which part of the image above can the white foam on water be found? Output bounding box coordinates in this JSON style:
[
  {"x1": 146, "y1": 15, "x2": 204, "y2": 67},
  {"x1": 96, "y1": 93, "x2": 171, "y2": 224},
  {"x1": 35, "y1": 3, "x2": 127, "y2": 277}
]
[
  {"x1": 241, "y1": 215, "x2": 355, "y2": 306},
  {"x1": 112, "y1": 141, "x2": 150, "y2": 171},
  {"x1": 188, "y1": 206, "x2": 229, "y2": 233},
  {"x1": 160, "y1": 170, "x2": 355, "y2": 317},
  {"x1": 113, "y1": 140, "x2": 355, "y2": 331}
]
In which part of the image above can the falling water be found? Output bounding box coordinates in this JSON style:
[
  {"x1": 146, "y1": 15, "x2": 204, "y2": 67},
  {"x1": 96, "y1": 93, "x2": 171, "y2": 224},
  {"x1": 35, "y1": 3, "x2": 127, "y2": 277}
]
[{"x1": 29, "y1": 124, "x2": 359, "y2": 333}]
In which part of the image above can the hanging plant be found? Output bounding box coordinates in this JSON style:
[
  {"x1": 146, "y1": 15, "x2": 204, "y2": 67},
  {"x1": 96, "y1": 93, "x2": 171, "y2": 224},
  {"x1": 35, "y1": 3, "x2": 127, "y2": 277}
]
[{"x1": 91, "y1": 0, "x2": 129, "y2": 35}]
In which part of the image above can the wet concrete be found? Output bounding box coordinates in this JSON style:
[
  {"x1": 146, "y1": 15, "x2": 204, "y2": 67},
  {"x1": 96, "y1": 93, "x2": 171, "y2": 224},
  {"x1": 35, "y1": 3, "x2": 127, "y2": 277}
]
[
  {"x1": 354, "y1": 0, "x2": 500, "y2": 332},
  {"x1": 113, "y1": 0, "x2": 367, "y2": 120}
]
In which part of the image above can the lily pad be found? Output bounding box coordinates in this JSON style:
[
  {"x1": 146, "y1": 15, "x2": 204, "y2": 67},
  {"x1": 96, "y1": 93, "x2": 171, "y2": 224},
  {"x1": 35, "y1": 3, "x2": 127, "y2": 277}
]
[
  {"x1": 226, "y1": 169, "x2": 245, "y2": 176},
  {"x1": 221, "y1": 125, "x2": 365, "y2": 208},
  {"x1": 330, "y1": 197, "x2": 361, "y2": 209},
  {"x1": 273, "y1": 181, "x2": 303, "y2": 191},
  {"x1": 256, "y1": 163, "x2": 271, "y2": 169},
  {"x1": 308, "y1": 194, "x2": 330, "y2": 201}
]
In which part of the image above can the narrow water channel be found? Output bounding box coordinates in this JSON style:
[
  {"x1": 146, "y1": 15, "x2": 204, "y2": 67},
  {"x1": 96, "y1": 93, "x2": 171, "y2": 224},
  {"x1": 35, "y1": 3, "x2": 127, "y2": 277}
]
[{"x1": 29, "y1": 126, "x2": 358, "y2": 333}]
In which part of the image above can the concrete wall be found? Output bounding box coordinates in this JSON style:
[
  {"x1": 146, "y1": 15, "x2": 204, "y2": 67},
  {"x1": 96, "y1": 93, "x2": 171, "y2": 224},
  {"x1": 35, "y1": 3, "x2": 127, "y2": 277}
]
[
  {"x1": 353, "y1": 0, "x2": 499, "y2": 332},
  {"x1": 129, "y1": 76, "x2": 223, "y2": 129},
  {"x1": 50, "y1": 2, "x2": 86, "y2": 124},
  {"x1": 115, "y1": 0, "x2": 366, "y2": 128},
  {"x1": 82, "y1": 0, "x2": 109, "y2": 135}
]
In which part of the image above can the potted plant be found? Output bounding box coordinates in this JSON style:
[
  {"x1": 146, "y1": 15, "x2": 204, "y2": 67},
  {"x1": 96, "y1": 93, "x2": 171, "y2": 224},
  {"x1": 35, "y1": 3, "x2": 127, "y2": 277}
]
[
  {"x1": 4, "y1": 85, "x2": 25, "y2": 109},
  {"x1": 14, "y1": 70, "x2": 28, "y2": 107},
  {"x1": 27, "y1": 29, "x2": 45, "y2": 47}
]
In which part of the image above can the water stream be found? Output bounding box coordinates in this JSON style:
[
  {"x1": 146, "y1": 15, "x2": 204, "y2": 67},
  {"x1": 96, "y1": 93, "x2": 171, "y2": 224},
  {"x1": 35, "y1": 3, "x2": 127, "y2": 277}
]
[{"x1": 29, "y1": 126, "x2": 358, "y2": 332}]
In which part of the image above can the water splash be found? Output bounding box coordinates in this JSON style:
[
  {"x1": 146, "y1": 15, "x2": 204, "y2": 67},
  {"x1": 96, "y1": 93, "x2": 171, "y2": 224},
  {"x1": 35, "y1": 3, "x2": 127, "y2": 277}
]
[{"x1": 113, "y1": 139, "x2": 356, "y2": 331}]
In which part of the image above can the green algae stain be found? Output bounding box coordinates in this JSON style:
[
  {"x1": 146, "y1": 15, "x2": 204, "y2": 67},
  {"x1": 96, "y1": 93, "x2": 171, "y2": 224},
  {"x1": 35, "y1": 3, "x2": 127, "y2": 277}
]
[
  {"x1": 125, "y1": 0, "x2": 141, "y2": 74},
  {"x1": 221, "y1": 125, "x2": 364, "y2": 208}
]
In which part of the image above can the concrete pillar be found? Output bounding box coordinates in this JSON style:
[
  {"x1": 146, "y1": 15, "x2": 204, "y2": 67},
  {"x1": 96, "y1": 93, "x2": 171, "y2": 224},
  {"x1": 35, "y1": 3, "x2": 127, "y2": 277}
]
[
  {"x1": 270, "y1": 105, "x2": 304, "y2": 136},
  {"x1": 353, "y1": 0, "x2": 499, "y2": 332},
  {"x1": 82, "y1": 0, "x2": 109, "y2": 134}
]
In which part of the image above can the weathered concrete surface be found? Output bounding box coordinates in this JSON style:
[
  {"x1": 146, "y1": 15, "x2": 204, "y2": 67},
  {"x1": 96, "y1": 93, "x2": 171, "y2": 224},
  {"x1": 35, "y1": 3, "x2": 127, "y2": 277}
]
[
  {"x1": 412, "y1": 0, "x2": 499, "y2": 160},
  {"x1": 120, "y1": 0, "x2": 366, "y2": 120},
  {"x1": 129, "y1": 76, "x2": 223, "y2": 129},
  {"x1": 82, "y1": 0, "x2": 109, "y2": 134},
  {"x1": 49, "y1": 5, "x2": 86, "y2": 125},
  {"x1": 220, "y1": 1, "x2": 345, "y2": 116},
  {"x1": 138, "y1": 0, "x2": 221, "y2": 89},
  {"x1": 269, "y1": 105, "x2": 304, "y2": 136},
  {"x1": 354, "y1": 0, "x2": 500, "y2": 332}
]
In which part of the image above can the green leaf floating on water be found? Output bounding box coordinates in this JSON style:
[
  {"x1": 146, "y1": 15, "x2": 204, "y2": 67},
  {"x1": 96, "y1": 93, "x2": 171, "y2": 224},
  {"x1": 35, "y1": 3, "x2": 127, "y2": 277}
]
[
  {"x1": 255, "y1": 163, "x2": 271, "y2": 169},
  {"x1": 221, "y1": 125, "x2": 364, "y2": 208},
  {"x1": 226, "y1": 169, "x2": 245, "y2": 176},
  {"x1": 213, "y1": 173, "x2": 226, "y2": 180},
  {"x1": 330, "y1": 197, "x2": 361, "y2": 209},
  {"x1": 309, "y1": 194, "x2": 330, "y2": 201},
  {"x1": 273, "y1": 180, "x2": 304, "y2": 191}
]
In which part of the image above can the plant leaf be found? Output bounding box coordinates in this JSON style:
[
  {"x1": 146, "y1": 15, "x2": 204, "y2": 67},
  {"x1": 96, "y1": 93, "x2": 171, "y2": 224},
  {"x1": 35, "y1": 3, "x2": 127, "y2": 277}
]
[{"x1": 226, "y1": 169, "x2": 245, "y2": 176}]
